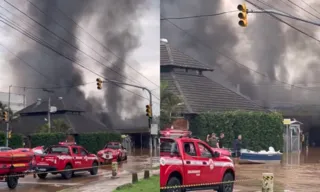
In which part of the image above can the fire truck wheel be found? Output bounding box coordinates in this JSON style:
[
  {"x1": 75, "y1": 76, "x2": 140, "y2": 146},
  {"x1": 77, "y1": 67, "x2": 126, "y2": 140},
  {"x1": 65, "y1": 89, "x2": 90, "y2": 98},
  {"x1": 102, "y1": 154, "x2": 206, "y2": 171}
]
[
  {"x1": 61, "y1": 164, "x2": 73, "y2": 180},
  {"x1": 37, "y1": 173, "x2": 48, "y2": 179},
  {"x1": 166, "y1": 177, "x2": 182, "y2": 192},
  {"x1": 7, "y1": 176, "x2": 18, "y2": 189},
  {"x1": 90, "y1": 161, "x2": 99, "y2": 175},
  {"x1": 217, "y1": 172, "x2": 234, "y2": 192}
]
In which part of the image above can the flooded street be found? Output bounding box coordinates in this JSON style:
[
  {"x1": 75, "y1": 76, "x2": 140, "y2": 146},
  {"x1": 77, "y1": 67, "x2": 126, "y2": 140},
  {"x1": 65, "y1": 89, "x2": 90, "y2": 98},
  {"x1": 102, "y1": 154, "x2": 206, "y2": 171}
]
[
  {"x1": 0, "y1": 149, "x2": 154, "y2": 192},
  {"x1": 192, "y1": 148, "x2": 320, "y2": 192},
  {"x1": 231, "y1": 148, "x2": 320, "y2": 192}
]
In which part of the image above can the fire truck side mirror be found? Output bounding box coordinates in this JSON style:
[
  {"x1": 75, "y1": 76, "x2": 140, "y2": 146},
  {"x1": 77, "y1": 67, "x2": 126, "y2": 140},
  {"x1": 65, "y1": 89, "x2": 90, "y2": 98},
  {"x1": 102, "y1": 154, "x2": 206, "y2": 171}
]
[{"x1": 213, "y1": 151, "x2": 220, "y2": 158}]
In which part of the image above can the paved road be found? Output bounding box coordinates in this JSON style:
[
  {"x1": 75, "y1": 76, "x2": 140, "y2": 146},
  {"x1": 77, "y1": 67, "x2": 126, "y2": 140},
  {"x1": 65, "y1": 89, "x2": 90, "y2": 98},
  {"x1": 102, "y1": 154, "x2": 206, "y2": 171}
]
[{"x1": 0, "y1": 155, "x2": 152, "y2": 192}]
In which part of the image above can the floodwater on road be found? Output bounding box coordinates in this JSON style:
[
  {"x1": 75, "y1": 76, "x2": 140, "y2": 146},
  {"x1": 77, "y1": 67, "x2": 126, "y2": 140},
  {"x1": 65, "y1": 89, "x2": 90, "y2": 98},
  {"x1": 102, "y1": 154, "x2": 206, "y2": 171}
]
[
  {"x1": 195, "y1": 148, "x2": 320, "y2": 192},
  {"x1": 233, "y1": 148, "x2": 320, "y2": 192},
  {"x1": 0, "y1": 149, "x2": 152, "y2": 192}
]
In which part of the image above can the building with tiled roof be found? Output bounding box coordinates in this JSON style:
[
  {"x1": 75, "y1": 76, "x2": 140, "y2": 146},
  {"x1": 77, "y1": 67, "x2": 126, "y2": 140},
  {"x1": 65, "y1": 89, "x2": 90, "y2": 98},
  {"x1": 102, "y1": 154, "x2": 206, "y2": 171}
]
[{"x1": 161, "y1": 40, "x2": 266, "y2": 119}]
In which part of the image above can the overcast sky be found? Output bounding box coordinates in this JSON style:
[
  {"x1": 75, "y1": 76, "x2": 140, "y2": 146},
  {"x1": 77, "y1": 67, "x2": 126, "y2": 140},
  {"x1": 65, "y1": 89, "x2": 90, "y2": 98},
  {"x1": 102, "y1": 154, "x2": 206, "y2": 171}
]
[{"x1": 0, "y1": 0, "x2": 160, "y2": 116}]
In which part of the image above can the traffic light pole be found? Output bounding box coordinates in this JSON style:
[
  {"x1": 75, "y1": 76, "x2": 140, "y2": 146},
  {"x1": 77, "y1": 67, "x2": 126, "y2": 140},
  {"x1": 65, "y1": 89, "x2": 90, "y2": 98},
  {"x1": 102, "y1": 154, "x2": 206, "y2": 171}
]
[
  {"x1": 247, "y1": 9, "x2": 320, "y2": 27},
  {"x1": 101, "y1": 79, "x2": 154, "y2": 167},
  {"x1": 6, "y1": 85, "x2": 12, "y2": 147}
]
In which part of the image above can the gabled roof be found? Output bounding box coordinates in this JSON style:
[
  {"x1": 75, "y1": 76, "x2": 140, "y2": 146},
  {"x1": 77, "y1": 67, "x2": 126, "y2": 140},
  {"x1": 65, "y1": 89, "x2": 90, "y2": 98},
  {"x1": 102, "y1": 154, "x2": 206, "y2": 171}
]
[
  {"x1": 10, "y1": 112, "x2": 115, "y2": 135},
  {"x1": 160, "y1": 43, "x2": 213, "y2": 71},
  {"x1": 161, "y1": 71, "x2": 266, "y2": 114},
  {"x1": 17, "y1": 97, "x2": 84, "y2": 114}
]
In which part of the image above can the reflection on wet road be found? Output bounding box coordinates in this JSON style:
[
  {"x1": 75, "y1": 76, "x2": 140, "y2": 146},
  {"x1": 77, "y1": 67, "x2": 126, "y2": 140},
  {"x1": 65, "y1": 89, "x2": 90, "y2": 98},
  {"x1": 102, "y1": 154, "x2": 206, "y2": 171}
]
[
  {"x1": 196, "y1": 148, "x2": 320, "y2": 192},
  {"x1": 0, "y1": 149, "x2": 153, "y2": 192},
  {"x1": 234, "y1": 148, "x2": 320, "y2": 192}
]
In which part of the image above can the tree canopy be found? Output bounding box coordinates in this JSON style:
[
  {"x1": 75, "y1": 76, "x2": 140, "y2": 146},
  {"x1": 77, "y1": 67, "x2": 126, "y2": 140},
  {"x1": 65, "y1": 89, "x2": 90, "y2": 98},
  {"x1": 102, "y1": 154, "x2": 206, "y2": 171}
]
[{"x1": 38, "y1": 119, "x2": 72, "y2": 133}]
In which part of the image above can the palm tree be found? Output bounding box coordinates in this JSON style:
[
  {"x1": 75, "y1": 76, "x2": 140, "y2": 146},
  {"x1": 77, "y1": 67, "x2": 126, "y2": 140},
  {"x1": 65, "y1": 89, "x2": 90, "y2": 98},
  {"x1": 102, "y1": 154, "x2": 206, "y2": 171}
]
[{"x1": 160, "y1": 81, "x2": 183, "y2": 127}]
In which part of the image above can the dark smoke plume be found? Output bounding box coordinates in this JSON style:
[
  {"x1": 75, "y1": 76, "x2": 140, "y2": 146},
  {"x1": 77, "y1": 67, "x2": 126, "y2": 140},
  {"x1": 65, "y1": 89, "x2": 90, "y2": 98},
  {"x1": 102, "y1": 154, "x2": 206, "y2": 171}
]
[
  {"x1": 7, "y1": 0, "x2": 148, "y2": 127},
  {"x1": 161, "y1": 0, "x2": 320, "y2": 106}
]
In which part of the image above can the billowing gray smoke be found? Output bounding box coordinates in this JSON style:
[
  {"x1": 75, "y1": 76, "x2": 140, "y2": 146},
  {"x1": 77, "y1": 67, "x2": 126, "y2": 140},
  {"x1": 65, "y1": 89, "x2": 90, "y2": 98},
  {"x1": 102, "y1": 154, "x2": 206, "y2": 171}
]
[
  {"x1": 161, "y1": 0, "x2": 320, "y2": 106},
  {"x1": 7, "y1": 0, "x2": 148, "y2": 127}
]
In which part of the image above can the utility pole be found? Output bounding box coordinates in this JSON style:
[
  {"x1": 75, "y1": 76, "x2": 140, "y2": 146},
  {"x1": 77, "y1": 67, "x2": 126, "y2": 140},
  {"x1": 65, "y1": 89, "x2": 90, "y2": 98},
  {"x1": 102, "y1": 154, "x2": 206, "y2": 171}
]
[
  {"x1": 42, "y1": 88, "x2": 54, "y2": 133},
  {"x1": 48, "y1": 96, "x2": 51, "y2": 133},
  {"x1": 6, "y1": 85, "x2": 12, "y2": 147}
]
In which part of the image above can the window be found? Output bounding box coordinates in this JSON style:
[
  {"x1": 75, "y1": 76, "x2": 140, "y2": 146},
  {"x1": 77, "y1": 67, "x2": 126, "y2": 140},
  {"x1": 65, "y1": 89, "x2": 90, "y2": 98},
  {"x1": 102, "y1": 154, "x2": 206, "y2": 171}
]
[
  {"x1": 46, "y1": 146, "x2": 69, "y2": 154},
  {"x1": 183, "y1": 142, "x2": 196, "y2": 156},
  {"x1": 198, "y1": 143, "x2": 213, "y2": 158},
  {"x1": 160, "y1": 139, "x2": 178, "y2": 154},
  {"x1": 72, "y1": 147, "x2": 79, "y2": 154},
  {"x1": 80, "y1": 149, "x2": 88, "y2": 156},
  {"x1": 105, "y1": 143, "x2": 121, "y2": 149}
]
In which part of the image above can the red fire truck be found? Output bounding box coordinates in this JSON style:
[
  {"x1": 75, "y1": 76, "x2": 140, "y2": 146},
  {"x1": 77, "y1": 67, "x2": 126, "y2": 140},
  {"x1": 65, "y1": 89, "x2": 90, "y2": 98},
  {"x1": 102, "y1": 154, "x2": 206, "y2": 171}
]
[{"x1": 160, "y1": 128, "x2": 231, "y2": 157}]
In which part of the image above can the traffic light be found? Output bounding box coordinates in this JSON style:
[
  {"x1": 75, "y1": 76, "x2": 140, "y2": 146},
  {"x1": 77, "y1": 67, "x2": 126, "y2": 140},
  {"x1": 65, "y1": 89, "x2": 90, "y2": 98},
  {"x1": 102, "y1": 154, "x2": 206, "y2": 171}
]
[
  {"x1": 8, "y1": 131, "x2": 11, "y2": 139},
  {"x1": 3, "y1": 111, "x2": 8, "y2": 122},
  {"x1": 237, "y1": 3, "x2": 248, "y2": 27},
  {"x1": 146, "y1": 105, "x2": 152, "y2": 118},
  {"x1": 96, "y1": 78, "x2": 103, "y2": 90}
]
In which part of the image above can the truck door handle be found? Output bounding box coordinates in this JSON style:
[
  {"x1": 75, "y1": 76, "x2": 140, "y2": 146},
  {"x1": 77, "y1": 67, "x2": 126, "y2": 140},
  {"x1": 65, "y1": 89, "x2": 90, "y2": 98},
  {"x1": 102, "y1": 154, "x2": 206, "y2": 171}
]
[
  {"x1": 186, "y1": 161, "x2": 190, "y2": 164},
  {"x1": 203, "y1": 162, "x2": 207, "y2": 165}
]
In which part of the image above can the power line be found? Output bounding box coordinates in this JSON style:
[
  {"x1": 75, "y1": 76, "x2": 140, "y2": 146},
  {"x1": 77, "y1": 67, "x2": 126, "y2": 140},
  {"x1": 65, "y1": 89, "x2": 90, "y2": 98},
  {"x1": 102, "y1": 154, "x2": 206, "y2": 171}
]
[
  {"x1": 163, "y1": 18, "x2": 320, "y2": 93},
  {"x1": 286, "y1": 0, "x2": 320, "y2": 20},
  {"x1": 0, "y1": 16, "x2": 157, "y2": 103},
  {"x1": 299, "y1": 0, "x2": 320, "y2": 17},
  {"x1": 247, "y1": 0, "x2": 320, "y2": 44},
  {"x1": 3, "y1": 1, "x2": 160, "y2": 102},
  {"x1": 278, "y1": 0, "x2": 314, "y2": 21},
  {"x1": 160, "y1": 10, "x2": 237, "y2": 20},
  {"x1": 25, "y1": 0, "x2": 159, "y2": 88},
  {"x1": 9, "y1": 82, "x2": 96, "y2": 90},
  {"x1": 22, "y1": 0, "x2": 147, "y2": 88},
  {"x1": 3, "y1": 1, "x2": 144, "y2": 89}
]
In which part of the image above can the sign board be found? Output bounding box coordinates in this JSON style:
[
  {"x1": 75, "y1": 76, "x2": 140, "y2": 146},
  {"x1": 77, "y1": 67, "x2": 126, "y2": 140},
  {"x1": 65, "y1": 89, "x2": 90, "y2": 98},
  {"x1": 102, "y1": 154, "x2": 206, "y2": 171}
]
[
  {"x1": 150, "y1": 124, "x2": 158, "y2": 135},
  {"x1": 283, "y1": 118, "x2": 291, "y2": 125}
]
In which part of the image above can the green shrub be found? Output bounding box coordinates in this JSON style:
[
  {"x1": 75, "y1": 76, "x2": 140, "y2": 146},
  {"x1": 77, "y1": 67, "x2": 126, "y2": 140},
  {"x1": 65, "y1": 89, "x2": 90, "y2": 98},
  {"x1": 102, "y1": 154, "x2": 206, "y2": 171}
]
[
  {"x1": 189, "y1": 111, "x2": 283, "y2": 151},
  {"x1": 77, "y1": 132, "x2": 121, "y2": 153},
  {"x1": 9, "y1": 133, "x2": 24, "y2": 148},
  {"x1": 30, "y1": 133, "x2": 66, "y2": 148},
  {"x1": 0, "y1": 132, "x2": 23, "y2": 148}
]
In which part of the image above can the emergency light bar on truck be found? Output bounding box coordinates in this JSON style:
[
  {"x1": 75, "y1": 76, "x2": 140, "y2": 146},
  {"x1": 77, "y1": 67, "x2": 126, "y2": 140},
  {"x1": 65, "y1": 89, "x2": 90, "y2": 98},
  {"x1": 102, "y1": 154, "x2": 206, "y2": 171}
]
[{"x1": 58, "y1": 142, "x2": 77, "y2": 146}]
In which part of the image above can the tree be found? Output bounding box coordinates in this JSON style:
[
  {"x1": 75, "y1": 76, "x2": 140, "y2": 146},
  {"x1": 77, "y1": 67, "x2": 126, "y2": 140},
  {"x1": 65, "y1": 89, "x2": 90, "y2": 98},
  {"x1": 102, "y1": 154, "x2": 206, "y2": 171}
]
[
  {"x1": 160, "y1": 81, "x2": 183, "y2": 129},
  {"x1": 38, "y1": 119, "x2": 72, "y2": 133}
]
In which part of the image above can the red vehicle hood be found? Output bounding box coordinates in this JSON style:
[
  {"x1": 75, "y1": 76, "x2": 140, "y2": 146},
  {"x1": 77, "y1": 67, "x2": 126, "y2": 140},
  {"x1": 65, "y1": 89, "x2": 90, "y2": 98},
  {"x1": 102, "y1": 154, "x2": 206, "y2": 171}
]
[{"x1": 212, "y1": 148, "x2": 231, "y2": 156}]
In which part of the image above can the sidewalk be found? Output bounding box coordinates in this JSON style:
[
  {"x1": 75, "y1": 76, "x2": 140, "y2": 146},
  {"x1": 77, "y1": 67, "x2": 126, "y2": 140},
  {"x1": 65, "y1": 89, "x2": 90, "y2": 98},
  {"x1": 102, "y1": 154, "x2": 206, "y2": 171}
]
[{"x1": 59, "y1": 169, "x2": 160, "y2": 192}]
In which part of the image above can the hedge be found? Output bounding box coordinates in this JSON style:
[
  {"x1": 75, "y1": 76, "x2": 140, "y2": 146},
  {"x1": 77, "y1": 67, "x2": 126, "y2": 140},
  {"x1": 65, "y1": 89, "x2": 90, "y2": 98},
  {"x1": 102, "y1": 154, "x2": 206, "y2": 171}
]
[
  {"x1": 0, "y1": 132, "x2": 24, "y2": 148},
  {"x1": 30, "y1": 133, "x2": 66, "y2": 148},
  {"x1": 189, "y1": 111, "x2": 283, "y2": 151},
  {"x1": 30, "y1": 132, "x2": 121, "y2": 153}
]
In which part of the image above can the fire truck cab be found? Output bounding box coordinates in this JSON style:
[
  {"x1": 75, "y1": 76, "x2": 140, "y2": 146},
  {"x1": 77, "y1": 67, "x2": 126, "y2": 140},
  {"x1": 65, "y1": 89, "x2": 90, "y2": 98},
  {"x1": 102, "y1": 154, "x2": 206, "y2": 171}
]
[{"x1": 160, "y1": 136, "x2": 235, "y2": 192}]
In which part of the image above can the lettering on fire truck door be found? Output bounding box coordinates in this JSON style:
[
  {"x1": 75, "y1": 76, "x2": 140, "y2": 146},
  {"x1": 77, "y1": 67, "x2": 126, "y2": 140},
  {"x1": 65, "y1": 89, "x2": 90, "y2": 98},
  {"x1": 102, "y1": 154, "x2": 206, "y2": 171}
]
[{"x1": 183, "y1": 142, "x2": 202, "y2": 185}]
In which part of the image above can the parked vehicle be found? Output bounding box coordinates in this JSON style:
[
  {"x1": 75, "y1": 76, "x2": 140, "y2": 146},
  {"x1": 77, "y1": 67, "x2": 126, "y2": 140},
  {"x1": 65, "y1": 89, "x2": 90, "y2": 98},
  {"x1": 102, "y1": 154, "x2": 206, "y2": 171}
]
[
  {"x1": 0, "y1": 147, "x2": 12, "y2": 152},
  {"x1": 160, "y1": 136, "x2": 235, "y2": 192},
  {"x1": 97, "y1": 142, "x2": 127, "y2": 164},
  {"x1": 160, "y1": 128, "x2": 231, "y2": 157},
  {"x1": 0, "y1": 149, "x2": 34, "y2": 189},
  {"x1": 34, "y1": 142, "x2": 99, "y2": 179}
]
